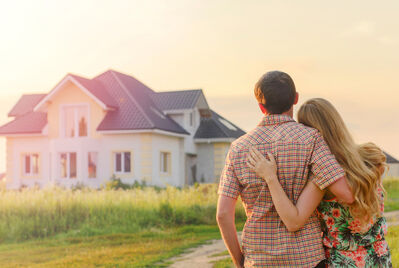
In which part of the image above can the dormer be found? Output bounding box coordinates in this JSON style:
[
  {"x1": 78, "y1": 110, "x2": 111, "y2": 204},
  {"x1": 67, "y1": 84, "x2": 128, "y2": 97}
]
[
  {"x1": 33, "y1": 74, "x2": 118, "y2": 139},
  {"x1": 150, "y1": 89, "x2": 209, "y2": 133}
]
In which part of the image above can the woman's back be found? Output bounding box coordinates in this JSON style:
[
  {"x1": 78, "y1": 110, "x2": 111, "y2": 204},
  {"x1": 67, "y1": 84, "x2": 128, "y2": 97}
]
[{"x1": 318, "y1": 188, "x2": 392, "y2": 267}]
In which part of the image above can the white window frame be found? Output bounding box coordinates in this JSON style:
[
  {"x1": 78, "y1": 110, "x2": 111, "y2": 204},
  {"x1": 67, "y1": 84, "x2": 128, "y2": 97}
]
[
  {"x1": 59, "y1": 152, "x2": 77, "y2": 179},
  {"x1": 60, "y1": 103, "x2": 90, "y2": 138},
  {"x1": 113, "y1": 152, "x2": 132, "y2": 174},
  {"x1": 160, "y1": 152, "x2": 171, "y2": 174},
  {"x1": 22, "y1": 153, "x2": 39, "y2": 176}
]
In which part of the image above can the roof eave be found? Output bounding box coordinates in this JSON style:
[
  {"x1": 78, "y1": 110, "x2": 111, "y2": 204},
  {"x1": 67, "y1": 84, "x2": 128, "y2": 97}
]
[
  {"x1": 33, "y1": 75, "x2": 109, "y2": 112},
  {"x1": 195, "y1": 138, "x2": 235, "y2": 143},
  {"x1": 97, "y1": 128, "x2": 189, "y2": 138}
]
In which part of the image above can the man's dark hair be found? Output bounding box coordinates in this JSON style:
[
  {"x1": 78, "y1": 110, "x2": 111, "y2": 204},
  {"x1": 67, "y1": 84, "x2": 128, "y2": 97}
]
[{"x1": 254, "y1": 71, "x2": 297, "y2": 114}]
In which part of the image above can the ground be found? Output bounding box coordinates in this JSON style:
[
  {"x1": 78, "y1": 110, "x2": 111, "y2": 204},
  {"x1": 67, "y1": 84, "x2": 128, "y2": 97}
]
[{"x1": 167, "y1": 211, "x2": 399, "y2": 268}]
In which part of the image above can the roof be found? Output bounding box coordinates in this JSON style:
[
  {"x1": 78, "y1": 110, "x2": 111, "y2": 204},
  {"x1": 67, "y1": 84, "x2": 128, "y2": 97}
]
[
  {"x1": 150, "y1": 90, "x2": 203, "y2": 111},
  {"x1": 34, "y1": 74, "x2": 118, "y2": 111},
  {"x1": 94, "y1": 70, "x2": 188, "y2": 134},
  {"x1": 0, "y1": 112, "x2": 47, "y2": 135},
  {"x1": 194, "y1": 110, "x2": 246, "y2": 140},
  {"x1": 0, "y1": 69, "x2": 245, "y2": 138},
  {"x1": 8, "y1": 94, "x2": 46, "y2": 117},
  {"x1": 69, "y1": 74, "x2": 119, "y2": 109},
  {"x1": 385, "y1": 152, "x2": 399, "y2": 164}
]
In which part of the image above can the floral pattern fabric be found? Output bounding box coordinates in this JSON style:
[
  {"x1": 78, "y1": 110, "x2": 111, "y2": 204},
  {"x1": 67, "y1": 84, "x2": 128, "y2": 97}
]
[{"x1": 318, "y1": 191, "x2": 392, "y2": 267}]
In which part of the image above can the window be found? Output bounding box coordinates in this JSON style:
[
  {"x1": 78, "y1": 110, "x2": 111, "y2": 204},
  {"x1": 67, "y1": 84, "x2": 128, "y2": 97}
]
[
  {"x1": 114, "y1": 152, "x2": 131, "y2": 173},
  {"x1": 60, "y1": 152, "x2": 77, "y2": 179},
  {"x1": 88, "y1": 152, "x2": 98, "y2": 178},
  {"x1": 63, "y1": 105, "x2": 88, "y2": 138},
  {"x1": 160, "y1": 152, "x2": 171, "y2": 174},
  {"x1": 23, "y1": 154, "x2": 39, "y2": 176}
]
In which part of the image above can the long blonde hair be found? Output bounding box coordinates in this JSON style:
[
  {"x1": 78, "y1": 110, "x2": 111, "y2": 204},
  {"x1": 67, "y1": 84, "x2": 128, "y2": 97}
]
[{"x1": 297, "y1": 98, "x2": 385, "y2": 223}]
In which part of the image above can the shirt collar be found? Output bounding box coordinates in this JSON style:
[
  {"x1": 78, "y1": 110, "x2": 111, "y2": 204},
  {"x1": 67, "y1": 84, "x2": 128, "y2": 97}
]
[{"x1": 258, "y1": 114, "x2": 296, "y2": 126}]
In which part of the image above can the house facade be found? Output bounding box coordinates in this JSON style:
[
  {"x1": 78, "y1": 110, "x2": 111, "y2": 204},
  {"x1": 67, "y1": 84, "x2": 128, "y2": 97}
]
[
  {"x1": 384, "y1": 152, "x2": 399, "y2": 178},
  {"x1": 0, "y1": 70, "x2": 245, "y2": 189}
]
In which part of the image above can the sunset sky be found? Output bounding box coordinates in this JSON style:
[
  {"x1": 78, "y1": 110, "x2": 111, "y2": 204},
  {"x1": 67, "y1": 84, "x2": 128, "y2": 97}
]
[{"x1": 0, "y1": 0, "x2": 398, "y2": 172}]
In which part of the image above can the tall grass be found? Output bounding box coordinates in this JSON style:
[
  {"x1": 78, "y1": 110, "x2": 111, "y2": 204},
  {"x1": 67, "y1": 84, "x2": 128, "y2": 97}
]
[
  {"x1": 0, "y1": 177, "x2": 397, "y2": 243},
  {"x1": 384, "y1": 177, "x2": 399, "y2": 212},
  {"x1": 0, "y1": 184, "x2": 246, "y2": 242}
]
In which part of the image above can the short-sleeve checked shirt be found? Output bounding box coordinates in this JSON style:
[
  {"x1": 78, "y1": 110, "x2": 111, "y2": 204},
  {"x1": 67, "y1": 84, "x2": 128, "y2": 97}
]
[{"x1": 218, "y1": 114, "x2": 345, "y2": 267}]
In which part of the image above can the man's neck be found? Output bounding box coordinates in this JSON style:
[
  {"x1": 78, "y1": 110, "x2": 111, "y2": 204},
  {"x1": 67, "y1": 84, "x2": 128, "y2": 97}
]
[{"x1": 265, "y1": 109, "x2": 294, "y2": 118}]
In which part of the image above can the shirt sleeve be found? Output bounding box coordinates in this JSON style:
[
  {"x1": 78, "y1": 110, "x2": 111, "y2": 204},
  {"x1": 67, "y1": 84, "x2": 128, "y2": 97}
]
[
  {"x1": 310, "y1": 132, "x2": 346, "y2": 190},
  {"x1": 217, "y1": 147, "x2": 241, "y2": 199}
]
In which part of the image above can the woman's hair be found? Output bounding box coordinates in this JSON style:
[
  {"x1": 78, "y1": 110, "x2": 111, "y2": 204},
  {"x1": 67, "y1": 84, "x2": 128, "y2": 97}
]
[{"x1": 297, "y1": 98, "x2": 386, "y2": 223}]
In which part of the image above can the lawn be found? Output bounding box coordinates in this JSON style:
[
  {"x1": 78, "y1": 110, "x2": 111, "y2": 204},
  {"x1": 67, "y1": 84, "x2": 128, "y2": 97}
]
[
  {"x1": 384, "y1": 177, "x2": 399, "y2": 212},
  {"x1": 0, "y1": 179, "x2": 395, "y2": 267},
  {"x1": 0, "y1": 225, "x2": 222, "y2": 267}
]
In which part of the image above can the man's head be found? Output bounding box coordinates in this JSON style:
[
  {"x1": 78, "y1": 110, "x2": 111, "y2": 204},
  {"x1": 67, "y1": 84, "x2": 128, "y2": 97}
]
[{"x1": 254, "y1": 71, "x2": 298, "y2": 114}]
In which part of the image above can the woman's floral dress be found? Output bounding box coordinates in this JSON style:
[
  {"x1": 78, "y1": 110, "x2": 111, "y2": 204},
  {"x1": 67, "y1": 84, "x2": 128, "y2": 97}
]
[{"x1": 318, "y1": 189, "x2": 392, "y2": 267}]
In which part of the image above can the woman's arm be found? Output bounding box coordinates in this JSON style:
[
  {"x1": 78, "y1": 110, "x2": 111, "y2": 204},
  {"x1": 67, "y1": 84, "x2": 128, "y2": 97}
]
[{"x1": 247, "y1": 147, "x2": 325, "y2": 231}]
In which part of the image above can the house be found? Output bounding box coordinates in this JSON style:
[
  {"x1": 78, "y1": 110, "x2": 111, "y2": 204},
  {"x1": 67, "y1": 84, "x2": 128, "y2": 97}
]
[
  {"x1": 384, "y1": 151, "x2": 399, "y2": 178},
  {"x1": 0, "y1": 70, "x2": 245, "y2": 189}
]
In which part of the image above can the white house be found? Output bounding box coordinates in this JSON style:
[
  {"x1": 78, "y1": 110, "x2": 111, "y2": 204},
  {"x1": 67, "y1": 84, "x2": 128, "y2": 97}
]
[
  {"x1": 384, "y1": 151, "x2": 399, "y2": 178},
  {"x1": 0, "y1": 70, "x2": 245, "y2": 189}
]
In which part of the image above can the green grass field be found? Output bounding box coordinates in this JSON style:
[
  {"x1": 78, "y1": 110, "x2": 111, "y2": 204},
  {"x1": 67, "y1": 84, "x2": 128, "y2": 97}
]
[
  {"x1": 384, "y1": 177, "x2": 399, "y2": 212},
  {"x1": 0, "y1": 179, "x2": 395, "y2": 267},
  {"x1": 0, "y1": 225, "x2": 223, "y2": 267}
]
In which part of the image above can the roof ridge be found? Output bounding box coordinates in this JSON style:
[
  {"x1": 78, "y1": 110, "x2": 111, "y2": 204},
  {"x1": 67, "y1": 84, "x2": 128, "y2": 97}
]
[
  {"x1": 109, "y1": 70, "x2": 155, "y2": 129},
  {"x1": 155, "y1": 89, "x2": 203, "y2": 94},
  {"x1": 21, "y1": 93, "x2": 47, "y2": 96}
]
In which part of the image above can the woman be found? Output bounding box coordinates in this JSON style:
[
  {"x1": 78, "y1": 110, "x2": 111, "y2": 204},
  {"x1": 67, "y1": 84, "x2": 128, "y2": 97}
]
[{"x1": 247, "y1": 98, "x2": 392, "y2": 267}]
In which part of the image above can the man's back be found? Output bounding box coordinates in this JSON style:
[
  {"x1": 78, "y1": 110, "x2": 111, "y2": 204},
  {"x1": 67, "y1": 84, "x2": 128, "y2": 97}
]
[{"x1": 219, "y1": 114, "x2": 345, "y2": 267}]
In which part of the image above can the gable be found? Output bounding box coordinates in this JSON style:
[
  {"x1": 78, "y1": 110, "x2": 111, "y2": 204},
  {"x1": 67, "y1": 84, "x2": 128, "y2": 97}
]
[
  {"x1": 195, "y1": 92, "x2": 209, "y2": 110},
  {"x1": 34, "y1": 75, "x2": 117, "y2": 113},
  {"x1": 46, "y1": 80, "x2": 106, "y2": 139}
]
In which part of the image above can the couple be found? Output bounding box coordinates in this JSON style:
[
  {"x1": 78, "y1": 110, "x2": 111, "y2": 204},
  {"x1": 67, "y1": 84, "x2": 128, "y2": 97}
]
[{"x1": 216, "y1": 71, "x2": 392, "y2": 267}]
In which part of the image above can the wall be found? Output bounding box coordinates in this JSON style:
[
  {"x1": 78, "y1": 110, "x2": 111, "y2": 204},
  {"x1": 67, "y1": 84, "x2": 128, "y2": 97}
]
[
  {"x1": 6, "y1": 136, "x2": 50, "y2": 189},
  {"x1": 213, "y1": 142, "x2": 230, "y2": 182},
  {"x1": 196, "y1": 143, "x2": 214, "y2": 183},
  {"x1": 385, "y1": 163, "x2": 399, "y2": 178},
  {"x1": 150, "y1": 133, "x2": 184, "y2": 187}
]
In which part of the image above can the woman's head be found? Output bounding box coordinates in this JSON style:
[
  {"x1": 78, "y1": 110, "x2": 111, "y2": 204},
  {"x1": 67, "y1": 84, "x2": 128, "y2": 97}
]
[{"x1": 298, "y1": 98, "x2": 385, "y2": 223}]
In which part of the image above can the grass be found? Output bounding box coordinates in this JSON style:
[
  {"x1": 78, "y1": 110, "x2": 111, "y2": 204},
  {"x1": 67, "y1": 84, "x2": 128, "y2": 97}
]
[
  {"x1": 0, "y1": 184, "x2": 246, "y2": 243},
  {"x1": 0, "y1": 225, "x2": 222, "y2": 267},
  {"x1": 384, "y1": 177, "x2": 399, "y2": 212},
  {"x1": 0, "y1": 179, "x2": 395, "y2": 266},
  {"x1": 387, "y1": 225, "x2": 399, "y2": 267}
]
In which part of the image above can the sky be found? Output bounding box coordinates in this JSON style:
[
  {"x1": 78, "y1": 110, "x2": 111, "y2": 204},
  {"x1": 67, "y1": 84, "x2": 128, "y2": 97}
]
[{"x1": 0, "y1": 0, "x2": 398, "y2": 172}]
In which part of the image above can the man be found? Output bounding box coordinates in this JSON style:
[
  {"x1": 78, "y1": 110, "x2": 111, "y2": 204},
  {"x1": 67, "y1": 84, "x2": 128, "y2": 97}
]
[{"x1": 216, "y1": 71, "x2": 354, "y2": 267}]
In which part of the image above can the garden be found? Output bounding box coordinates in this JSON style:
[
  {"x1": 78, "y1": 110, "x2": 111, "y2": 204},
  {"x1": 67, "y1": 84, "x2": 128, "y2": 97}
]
[{"x1": 0, "y1": 177, "x2": 396, "y2": 267}]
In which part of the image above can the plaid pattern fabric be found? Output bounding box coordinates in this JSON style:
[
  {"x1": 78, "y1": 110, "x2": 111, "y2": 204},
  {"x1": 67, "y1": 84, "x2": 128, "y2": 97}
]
[{"x1": 218, "y1": 114, "x2": 346, "y2": 267}]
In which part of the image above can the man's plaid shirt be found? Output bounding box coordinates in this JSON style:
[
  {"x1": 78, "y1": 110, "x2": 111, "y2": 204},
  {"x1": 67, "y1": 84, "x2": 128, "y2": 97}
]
[{"x1": 218, "y1": 114, "x2": 345, "y2": 267}]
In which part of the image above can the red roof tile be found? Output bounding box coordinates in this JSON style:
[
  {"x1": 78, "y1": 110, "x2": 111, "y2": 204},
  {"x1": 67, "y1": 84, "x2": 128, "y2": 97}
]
[
  {"x1": 8, "y1": 94, "x2": 46, "y2": 117},
  {"x1": 68, "y1": 74, "x2": 118, "y2": 109},
  {"x1": 0, "y1": 112, "x2": 47, "y2": 135}
]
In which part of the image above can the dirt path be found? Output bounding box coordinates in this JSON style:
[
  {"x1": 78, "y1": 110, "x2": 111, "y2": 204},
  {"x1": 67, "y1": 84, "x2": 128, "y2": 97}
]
[
  {"x1": 167, "y1": 211, "x2": 399, "y2": 267},
  {"x1": 167, "y1": 233, "x2": 241, "y2": 268}
]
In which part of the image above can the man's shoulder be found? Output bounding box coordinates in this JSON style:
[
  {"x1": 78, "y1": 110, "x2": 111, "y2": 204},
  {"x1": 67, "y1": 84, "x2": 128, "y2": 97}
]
[
  {"x1": 230, "y1": 122, "x2": 320, "y2": 152},
  {"x1": 284, "y1": 121, "x2": 320, "y2": 141}
]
